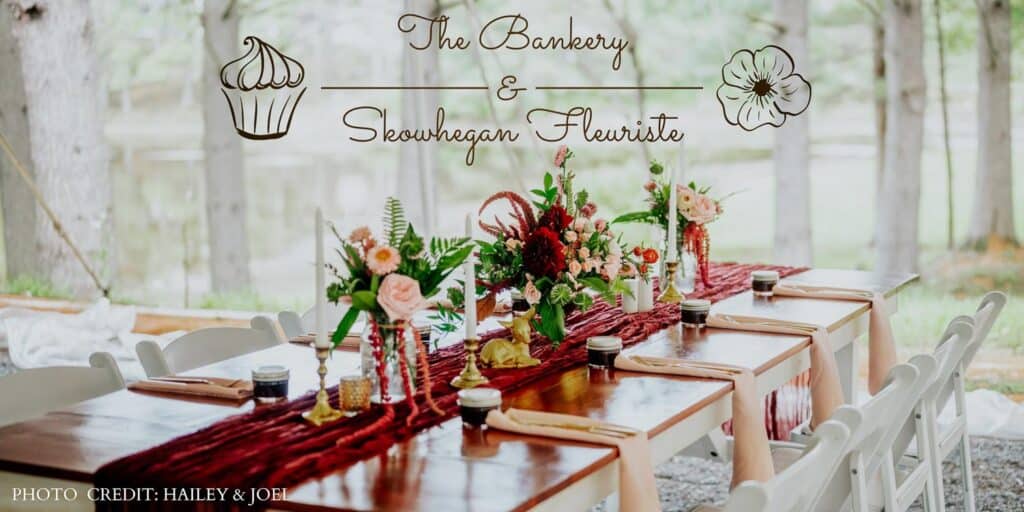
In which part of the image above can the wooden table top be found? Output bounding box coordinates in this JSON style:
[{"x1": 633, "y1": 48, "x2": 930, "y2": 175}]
[{"x1": 0, "y1": 269, "x2": 917, "y2": 511}]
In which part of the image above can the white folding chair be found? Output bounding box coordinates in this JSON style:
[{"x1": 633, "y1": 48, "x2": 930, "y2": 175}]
[
  {"x1": 691, "y1": 418, "x2": 854, "y2": 512},
  {"x1": 892, "y1": 291, "x2": 1007, "y2": 512},
  {"x1": 278, "y1": 302, "x2": 352, "y2": 339},
  {"x1": 136, "y1": 318, "x2": 281, "y2": 378},
  {"x1": 0, "y1": 352, "x2": 125, "y2": 427}
]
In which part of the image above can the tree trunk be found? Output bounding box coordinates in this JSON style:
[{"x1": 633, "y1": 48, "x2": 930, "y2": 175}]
[
  {"x1": 872, "y1": 18, "x2": 886, "y2": 199},
  {"x1": 772, "y1": 0, "x2": 812, "y2": 266},
  {"x1": 0, "y1": 0, "x2": 113, "y2": 298},
  {"x1": 876, "y1": 0, "x2": 926, "y2": 273},
  {"x1": 398, "y1": 0, "x2": 439, "y2": 235},
  {"x1": 202, "y1": 0, "x2": 251, "y2": 292},
  {"x1": 967, "y1": 0, "x2": 1015, "y2": 248}
]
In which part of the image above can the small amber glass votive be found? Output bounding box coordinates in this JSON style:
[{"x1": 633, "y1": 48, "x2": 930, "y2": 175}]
[{"x1": 340, "y1": 376, "x2": 372, "y2": 415}]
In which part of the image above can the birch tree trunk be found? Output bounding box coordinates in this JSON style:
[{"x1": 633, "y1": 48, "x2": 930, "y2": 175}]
[
  {"x1": 398, "y1": 0, "x2": 439, "y2": 235},
  {"x1": 0, "y1": 0, "x2": 113, "y2": 298},
  {"x1": 872, "y1": 17, "x2": 886, "y2": 198},
  {"x1": 967, "y1": 0, "x2": 1015, "y2": 248},
  {"x1": 876, "y1": 0, "x2": 926, "y2": 273},
  {"x1": 772, "y1": 0, "x2": 812, "y2": 266},
  {"x1": 202, "y1": 0, "x2": 251, "y2": 292}
]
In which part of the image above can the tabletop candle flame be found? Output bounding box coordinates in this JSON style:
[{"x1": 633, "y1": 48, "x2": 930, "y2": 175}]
[{"x1": 464, "y1": 213, "x2": 477, "y2": 340}]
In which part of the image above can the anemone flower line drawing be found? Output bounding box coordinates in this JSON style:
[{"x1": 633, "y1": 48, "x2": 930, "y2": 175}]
[{"x1": 716, "y1": 45, "x2": 811, "y2": 131}]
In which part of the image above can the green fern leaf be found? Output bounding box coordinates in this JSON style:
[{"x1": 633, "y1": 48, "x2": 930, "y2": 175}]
[{"x1": 382, "y1": 197, "x2": 407, "y2": 246}]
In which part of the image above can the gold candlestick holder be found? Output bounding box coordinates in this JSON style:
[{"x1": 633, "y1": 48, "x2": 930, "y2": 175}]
[
  {"x1": 303, "y1": 346, "x2": 343, "y2": 426},
  {"x1": 658, "y1": 260, "x2": 685, "y2": 303},
  {"x1": 451, "y1": 337, "x2": 489, "y2": 389}
]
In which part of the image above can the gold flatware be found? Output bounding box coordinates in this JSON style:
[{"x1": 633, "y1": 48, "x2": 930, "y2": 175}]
[
  {"x1": 151, "y1": 376, "x2": 213, "y2": 385},
  {"x1": 630, "y1": 356, "x2": 745, "y2": 374},
  {"x1": 510, "y1": 417, "x2": 639, "y2": 438}
]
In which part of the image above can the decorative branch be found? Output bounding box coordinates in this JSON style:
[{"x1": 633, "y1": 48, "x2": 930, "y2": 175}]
[
  {"x1": 0, "y1": 132, "x2": 109, "y2": 296},
  {"x1": 933, "y1": 0, "x2": 955, "y2": 250}
]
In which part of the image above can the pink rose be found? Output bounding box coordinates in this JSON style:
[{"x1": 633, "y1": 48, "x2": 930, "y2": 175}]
[
  {"x1": 524, "y1": 281, "x2": 542, "y2": 305},
  {"x1": 569, "y1": 260, "x2": 582, "y2": 276},
  {"x1": 578, "y1": 247, "x2": 590, "y2": 259},
  {"x1": 565, "y1": 230, "x2": 578, "y2": 243},
  {"x1": 573, "y1": 218, "x2": 587, "y2": 232},
  {"x1": 376, "y1": 274, "x2": 428, "y2": 321},
  {"x1": 594, "y1": 219, "x2": 607, "y2": 232},
  {"x1": 554, "y1": 145, "x2": 569, "y2": 167}
]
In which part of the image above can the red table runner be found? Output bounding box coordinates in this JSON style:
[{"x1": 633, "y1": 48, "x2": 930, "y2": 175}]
[{"x1": 95, "y1": 262, "x2": 807, "y2": 511}]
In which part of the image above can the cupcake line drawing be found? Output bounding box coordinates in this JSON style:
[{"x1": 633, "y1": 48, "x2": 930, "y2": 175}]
[{"x1": 220, "y1": 36, "x2": 306, "y2": 140}]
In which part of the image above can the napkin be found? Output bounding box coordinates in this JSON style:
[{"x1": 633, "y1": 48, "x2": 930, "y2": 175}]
[
  {"x1": 486, "y1": 408, "x2": 661, "y2": 511},
  {"x1": 774, "y1": 283, "x2": 898, "y2": 394},
  {"x1": 614, "y1": 355, "x2": 774, "y2": 488},
  {"x1": 707, "y1": 314, "x2": 844, "y2": 431},
  {"x1": 129, "y1": 376, "x2": 253, "y2": 401}
]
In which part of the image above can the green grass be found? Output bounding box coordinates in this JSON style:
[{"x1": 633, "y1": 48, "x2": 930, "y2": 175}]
[
  {"x1": 0, "y1": 275, "x2": 69, "y2": 299},
  {"x1": 893, "y1": 284, "x2": 1023, "y2": 353},
  {"x1": 197, "y1": 290, "x2": 303, "y2": 313}
]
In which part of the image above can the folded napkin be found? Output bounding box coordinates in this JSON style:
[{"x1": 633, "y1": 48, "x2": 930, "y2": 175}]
[
  {"x1": 774, "y1": 283, "x2": 898, "y2": 395},
  {"x1": 129, "y1": 376, "x2": 253, "y2": 401},
  {"x1": 486, "y1": 408, "x2": 661, "y2": 511},
  {"x1": 614, "y1": 355, "x2": 774, "y2": 488},
  {"x1": 707, "y1": 314, "x2": 844, "y2": 431}
]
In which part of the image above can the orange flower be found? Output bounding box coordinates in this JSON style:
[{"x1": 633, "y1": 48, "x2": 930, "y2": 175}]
[
  {"x1": 642, "y1": 248, "x2": 659, "y2": 264},
  {"x1": 367, "y1": 246, "x2": 400, "y2": 275}
]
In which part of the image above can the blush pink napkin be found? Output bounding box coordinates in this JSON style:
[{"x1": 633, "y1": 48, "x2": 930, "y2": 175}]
[
  {"x1": 706, "y1": 315, "x2": 845, "y2": 431},
  {"x1": 614, "y1": 355, "x2": 774, "y2": 488},
  {"x1": 773, "y1": 284, "x2": 898, "y2": 395},
  {"x1": 129, "y1": 376, "x2": 253, "y2": 401},
  {"x1": 485, "y1": 408, "x2": 661, "y2": 511}
]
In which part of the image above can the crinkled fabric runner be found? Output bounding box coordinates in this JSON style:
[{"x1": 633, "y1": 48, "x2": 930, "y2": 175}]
[{"x1": 94, "y1": 262, "x2": 807, "y2": 511}]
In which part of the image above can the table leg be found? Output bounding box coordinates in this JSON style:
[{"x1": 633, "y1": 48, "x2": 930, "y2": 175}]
[{"x1": 835, "y1": 337, "x2": 858, "y2": 404}]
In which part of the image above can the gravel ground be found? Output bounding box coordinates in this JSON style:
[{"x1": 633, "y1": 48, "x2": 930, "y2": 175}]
[{"x1": 593, "y1": 437, "x2": 1024, "y2": 511}]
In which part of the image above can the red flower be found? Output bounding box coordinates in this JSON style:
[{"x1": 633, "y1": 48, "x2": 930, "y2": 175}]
[
  {"x1": 632, "y1": 246, "x2": 643, "y2": 257},
  {"x1": 523, "y1": 227, "x2": 566, "y2": 278},
  {"x1": 642, "y1": 248, "x2": 660, "y2": 264},
  {"x1": 538, "y1": 204, "x2": 573, "y2": 232}
]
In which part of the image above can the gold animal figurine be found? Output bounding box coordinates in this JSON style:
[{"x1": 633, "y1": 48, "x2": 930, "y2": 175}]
[{"x1": 480, "y1": 307, "x2": 541, "y2": 368}]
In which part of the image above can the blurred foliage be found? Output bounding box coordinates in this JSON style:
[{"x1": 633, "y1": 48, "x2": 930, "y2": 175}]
[
  {"x1": 198, "y1": 289, "x2": 303, "y2": 312},
  {"x1": 0, "y1": 275, "x2": 69, "y2": 299}
]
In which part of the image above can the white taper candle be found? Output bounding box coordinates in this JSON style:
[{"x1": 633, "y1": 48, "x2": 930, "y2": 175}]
[
  {"x1": 666, "y1": 174, "x2": 678, "y2": 262},
  {"x1": 464, "y1": 213, "x2": 477, "y2": 339},
  {"x1": 315, "y1": 208, "x2": 328, "y2": 348}
]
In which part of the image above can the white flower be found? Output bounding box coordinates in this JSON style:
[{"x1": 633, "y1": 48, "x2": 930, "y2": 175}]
[{"x1": 716, "y1": 45, "x2": 811, "y2": 131}]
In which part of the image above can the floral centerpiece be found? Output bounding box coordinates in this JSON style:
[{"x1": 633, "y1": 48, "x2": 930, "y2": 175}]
[
  {"x1": 475, "y1": 146, "x2": 627, "y2": 344},
  {"x1": 327, "y1": 197, "x2": 472, "y2": 405},
  {"x1": 612, "y1": 161, "x2": 725, "y2": 287}
]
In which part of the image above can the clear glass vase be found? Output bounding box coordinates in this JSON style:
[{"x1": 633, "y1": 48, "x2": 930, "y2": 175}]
[
  {"x1": 360, "y1": 320, "x2": 417, "y2": 404},
  {"x1": 679, "y1": 249, "x2": 698, "y2": 293}
]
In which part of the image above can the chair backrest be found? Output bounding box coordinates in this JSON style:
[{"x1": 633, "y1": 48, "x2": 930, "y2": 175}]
[
  {"x1": 136, "y1": 322, "x2": 280, "y2": 378},
  {"x1": 892, "y1": 319, "x2": 974, "y2": 458},
  {"x1": 934, "y1": 292, "x2": 1006, "y2": 414},
  {"x1": 0, "y1": 352, "x2": 125, "y2": 427},
  {"x1": 278, "y1": 302, "x2": 351, "y2": 339},
  {"x1": 812, "y1": 357, "x2": 937, "y2": 511},
  {"x1": 723, "y1": 418, "x2": 855, "y2": 512}
]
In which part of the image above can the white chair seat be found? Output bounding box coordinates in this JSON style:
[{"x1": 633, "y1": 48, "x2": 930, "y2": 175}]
[
  {"x1": 0, "y1": 352, "x2": 124, "y2": 427},
  {"x1": 136, "y1": 318, "x2": 281, "y2": 378}
]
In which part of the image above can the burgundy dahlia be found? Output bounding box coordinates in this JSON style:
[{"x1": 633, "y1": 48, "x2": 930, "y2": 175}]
[
  {"x1": 523, "y1": 227, "x2": 566, "y2": 278},
  {"x1": 538, "y1": 204, "x2": 573, "y2": 232}
]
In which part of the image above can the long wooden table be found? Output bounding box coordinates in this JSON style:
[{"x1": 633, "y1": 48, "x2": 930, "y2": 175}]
[{"x1": 0, "y1": 269, "x2": 916, "y2": 511}]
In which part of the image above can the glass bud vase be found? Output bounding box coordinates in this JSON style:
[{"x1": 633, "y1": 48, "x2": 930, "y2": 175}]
[
  {"x1": 360, "y1": 320, "x2": 417, "y2": 404},
  {"x1": 679, "y1": 249, "x2": 698, "y2": 294}
]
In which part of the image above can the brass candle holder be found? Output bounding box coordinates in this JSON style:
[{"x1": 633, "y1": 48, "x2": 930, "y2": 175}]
[
  {"x1": 658, "y1": 260, "x2": 684, "y2": 303},
  {"x1": 303, "y1": 347, "x2": 343, "y2": 426},
  {"x1": 451, "y1": 337, "x2": 490, "y2": 389}
]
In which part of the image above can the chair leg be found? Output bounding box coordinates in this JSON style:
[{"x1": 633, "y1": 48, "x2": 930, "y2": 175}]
[
  {"x1": 959, "y1": 433, "x2": 976, "y2": 512},
  {"x1": 922, "y1": 407, "x2": 945, "y2": 512}
]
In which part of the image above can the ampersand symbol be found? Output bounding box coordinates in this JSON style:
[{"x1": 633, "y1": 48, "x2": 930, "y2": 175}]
[{"x1": 496, "y1": 75, "x2": 525, "y2": 102}]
